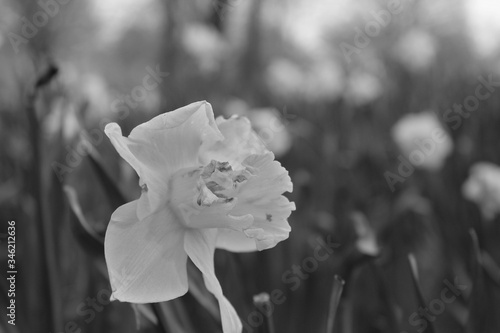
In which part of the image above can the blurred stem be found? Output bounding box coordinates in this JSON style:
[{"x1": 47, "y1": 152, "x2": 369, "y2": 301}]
[
  {"x1": 25, "y1": 67, "x2": 62, "y2": 332},
  {"x1": 151, "y1": 303, "x2": 170, "y2": 333},
  {"x1": 467, "y1": 229, "x2": 490, "y2": 333},
  {"x1": 253, "y1": 293, "x2": 275, "y2": 333},
  {"x1": 326, "y1": 275, "x2": 345, "y2": 333},
  {"x1": 160, "y1": 0, "x2": 179, "y2": 110},
  {"x1": 240, "y1": 0, "x2": 263, "y2": 99}
]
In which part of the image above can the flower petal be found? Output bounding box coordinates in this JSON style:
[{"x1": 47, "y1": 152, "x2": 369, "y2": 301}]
[
  {"x1": 241, "y1": 152, "x2": 293, "y2": 197},
  {"x1": 105, "y1": 200, "x2": 189, "y2": 303},
  {"x1": 105, "y1": 101, "x2": 223, "y2": 219},
  {"x1": 201, "y1": 116, "x2": 268, "y2": 169},
  {"x1": 179, "y1": 201, "x2": 255, "y2": 231},
  {"x1": 229, "y1": 152, "x2": 295, "y2": 251},
  {"x1": 184, "y1": 229, "x2": 242, "y2": 333},
  {"x1": 216, "y1": 228, "x2": 258, "y2": 252}
]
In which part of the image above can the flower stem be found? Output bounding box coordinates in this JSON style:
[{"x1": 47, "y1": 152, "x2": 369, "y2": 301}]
[{"x1": 253, "y1": 292, "x2": 275, "y2": 333}]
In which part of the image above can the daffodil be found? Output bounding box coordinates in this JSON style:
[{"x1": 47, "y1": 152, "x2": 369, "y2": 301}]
[
  {"x1": 104, "y1": 101, "x2": 295, "y2": 333},
  {"x1": 391, "y1": 111, "x2": 453, "y2": 171},
  {"x1": 462, "y1": 162, "x2": 500, "y2": 220}
]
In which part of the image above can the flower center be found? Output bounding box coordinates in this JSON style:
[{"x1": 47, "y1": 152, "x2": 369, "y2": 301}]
[{"x1": 196, "y1": 160, "x2": 250, "y2": 207}]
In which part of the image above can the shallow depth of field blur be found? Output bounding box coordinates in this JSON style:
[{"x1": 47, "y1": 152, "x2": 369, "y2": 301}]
[{"x1": 2, "y1": 0, "x2": 500, "y2": 332}]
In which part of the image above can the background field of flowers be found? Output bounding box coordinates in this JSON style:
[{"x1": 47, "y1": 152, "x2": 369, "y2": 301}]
[{"x1": 1, "y1": 0, "x2": 500, "y2": 332}]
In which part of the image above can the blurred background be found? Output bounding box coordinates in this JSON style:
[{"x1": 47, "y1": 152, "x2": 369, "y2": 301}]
[{"x1": 1, "y1": 0, "x2": 500, "y2": 332}]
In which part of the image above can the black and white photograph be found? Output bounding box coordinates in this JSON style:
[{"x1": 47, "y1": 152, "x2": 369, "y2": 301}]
[{"x1": 1, "y1": 0, "x2": 500, "y2": 332}]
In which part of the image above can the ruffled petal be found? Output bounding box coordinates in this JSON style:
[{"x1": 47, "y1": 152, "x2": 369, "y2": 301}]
[
  {"x1": 234, "y1": 196, "x2": 293, "y2": 251},
  {"x1": 240, "y1": 152, "x2": 294, "y2": 197},
  {"x1": 228, "y1": 152, "x2": 295, "y2": 251},
  {"x1": 184, "y1": 229, "x2": 242, "y2": 333},
  {"x1": 105, "y1": 101, "x2": 223, "y2": 219},
  {"x1": 105, "y1": 200, "x2": 189, "y2": 303},
  {"x1": 201, "y1": 116, "x2": 268, "y2": 169}
]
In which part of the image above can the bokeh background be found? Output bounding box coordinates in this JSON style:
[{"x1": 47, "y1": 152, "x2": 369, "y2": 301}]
[{"x1": 1, "y1": 0, "x2": 500, "y2": 332}]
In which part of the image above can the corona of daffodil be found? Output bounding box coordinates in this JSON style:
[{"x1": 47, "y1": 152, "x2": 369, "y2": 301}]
[{"x1": 104, "y1": 101, "x2": 295, "y2": 333}]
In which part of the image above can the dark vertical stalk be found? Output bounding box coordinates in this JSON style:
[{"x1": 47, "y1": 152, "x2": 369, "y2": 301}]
[
  {"x1": 253, "y1": 292, "x2": 276, "y2": 333},
  {"x1": 25, "y1": 65, "x2": 61, "y2": 332}
]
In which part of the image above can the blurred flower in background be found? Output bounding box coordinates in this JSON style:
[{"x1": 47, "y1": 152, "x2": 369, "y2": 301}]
[
  {"x1": 277, "y1": 0, "x2": 356, "y2": 55},
  {"x1": 464, "y1": 0, "x2": 500, "y2": 58},
  {"x1": 351, "y1": 212, "x2": 379, "y2": 256},
  {"x1": 265, "y1": 58, "x2": 304, "y2": 99},
  {"x1": 345, "y1": 70, "x2": 382, "y2": 106},
  {"x1": 303, "y1": 59, "x2": 344, "y2": 102},
  {"x1": 181, "y1": 24, "x2": 228, "y2": 74},
  {"x1": 392, "y1": 28, "x2": 438, "y2": 72},
  {"x1": 462, "y1": 162, "x2": 500, "y2": 220},
  {"x1": 266, "y1": 58, "x2": 344, "y2": 102},
  {"x1": 391, "y1": 111, "x2": 453, "y2": 170},
  {"x1": 223, "y1": 99, "x2": 293, "y2": 157},
  {"x1": 245, "y1": 108, "x2": 293, "y2": 157},
  {"x1": 79, "y1": 73, "x2": 114, "y2": 116},
  {"x1": 90, "y1": 0, "x2": 164, "y2": 45}
]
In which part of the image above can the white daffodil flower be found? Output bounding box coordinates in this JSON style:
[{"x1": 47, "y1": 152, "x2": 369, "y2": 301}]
[{"x1": 104, "y1": 101, "x2": 295, "y2": 333}]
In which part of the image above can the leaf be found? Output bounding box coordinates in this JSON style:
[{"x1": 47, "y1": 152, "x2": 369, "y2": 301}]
[
  {"x1": 407, "y1": 253, "x2": 435, "y2": 333},
  {"x1": 480, "y1": 251, "x2": 500, "y2": 288},
  {"x1": 86, "y1": 146, "x2": 127, "y2": 210},
  {"x1": 63, "y1": 185, "x2": 104, "y2": 257}
]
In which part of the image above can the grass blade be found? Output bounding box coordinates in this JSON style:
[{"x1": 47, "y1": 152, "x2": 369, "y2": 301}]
[
  {"x1": 407, "y1": 253, "x2": 435, "y2": 333},
  {"x1": 63, "y1": 186, "x2": 105, "y2": 256}
]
